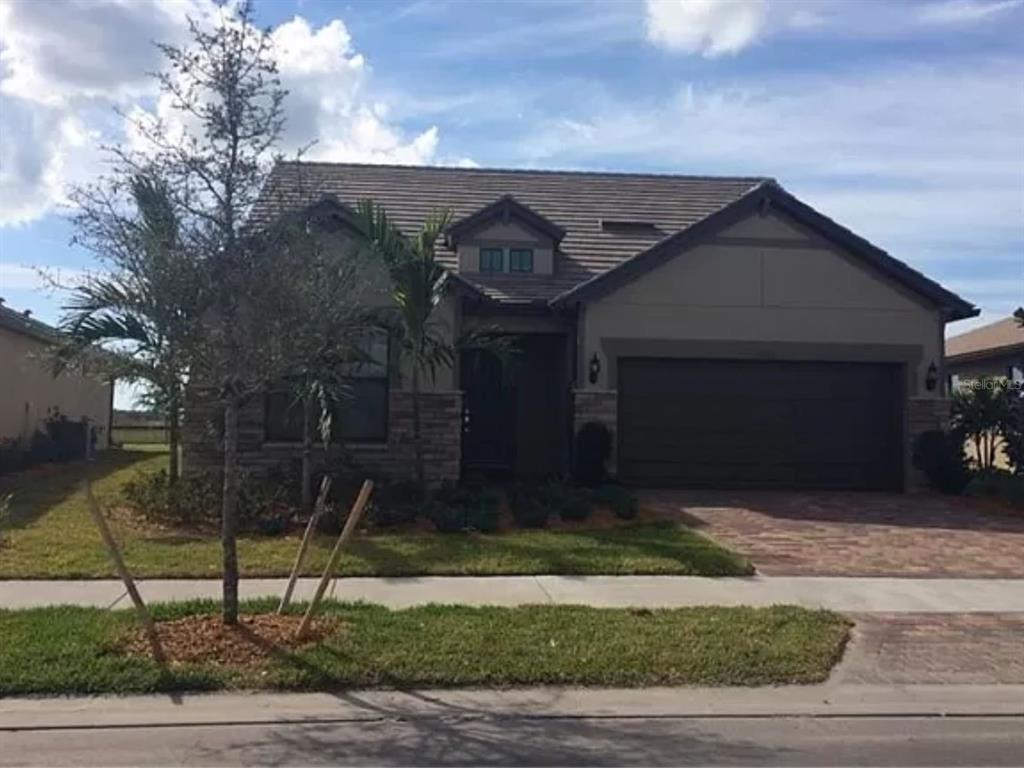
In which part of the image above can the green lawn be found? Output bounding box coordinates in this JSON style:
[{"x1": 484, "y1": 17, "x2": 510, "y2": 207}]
[
  {"x1": 0, "y1": 450, "x2": 752, "y2": 579},
  {"x1": 0, "y1": 600, "x2": 849, "y2": 694}
]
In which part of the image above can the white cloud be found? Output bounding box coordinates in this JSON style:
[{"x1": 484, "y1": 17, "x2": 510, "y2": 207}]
[
  {"x1": 516, "y1": 61, "x2": 1024, "y2": 288},
  {"x1": 269, "y1": 16, "x2": 439, "y2": 165},
  {"x1": 918, "y1": 0, "x2": 1023, "y2": 24},
  {"x1": 644, "y1": 0, "x2": 767, "y2": 56},
  {"x1": 0, "y1": 0, "x2": 211, "y2": 106},
  {"x1": 0, "y1": 5, "x2": 444, "y2": 226}
]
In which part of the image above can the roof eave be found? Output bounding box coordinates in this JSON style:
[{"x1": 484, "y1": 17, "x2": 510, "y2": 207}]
[{"x1": 550, "y1": 182, "x2": 979, "y2": 321}]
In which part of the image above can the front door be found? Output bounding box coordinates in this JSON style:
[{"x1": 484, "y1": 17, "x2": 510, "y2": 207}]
[
  {"x1": 460, "y1": 348, "x2": 515, "y2": 472},
  {"x1": 460, "y1": 335, "x2": 568, "y2": 478}
]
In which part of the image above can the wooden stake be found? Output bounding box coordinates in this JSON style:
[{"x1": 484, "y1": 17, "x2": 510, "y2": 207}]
[
  {"x1": 85, "y1": 481, "x2": 165, "y2": 663},
  {"x1": 296, "y1": 479, "x2": 373, "y2": 639},
  {"x1": 277, "y1": 474, "x2": 333, "y2": 614}
]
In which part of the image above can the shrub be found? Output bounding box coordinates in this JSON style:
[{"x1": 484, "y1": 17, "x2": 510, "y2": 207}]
[
  {"x1": 912, "y1": 430, "x2": 972, "y2": 495},
  {"x1": 507, "y1": 484, "x2": 550, "y2": 529},
  {"x1": 952, "y1": 379, "x2": 1012, "y2": 471},
  {"x1": 122, "y1": 470, "x2": 220, "y2": 527},
  {"x1": 0, "y1": 439, "x2": 29, "y2": 476},
  {"x1": 592, "y1": 484, "x2": 638, "y2": 520},
  {"x1": 964, "y1": 470, "x2": 1024, "y2": 509},
  {"x1": 367, "y1": 479, "x2": 421, "y2": 529},
  {"x1": 573, "y1": 422, "x2": 612, "y2": 486},
  {"x1": 427, "y1": 482, "x2": 501, "y2": 533},
  {"x1": 425, "y1": 499, "x2": 462, "y2": 533},
  {"x1": 537, "y1": 482, "x2": 591, "y2": 522},
  {"x1": 465, "y1": 503, "x2": 500, "y2": 533},
  {"x1": 122, "y1": 470, "x2": 294, "y2": 534},
  {"x1": 1003, "y1": 390, "x2": 1024, "y2": 476}
]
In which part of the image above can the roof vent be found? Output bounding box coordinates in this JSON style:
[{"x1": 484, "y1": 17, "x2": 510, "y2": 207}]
[
  {"x1": 22, "y1": 309, "x2": 32, "y2": 317},
  {"x1": 600, "y1": 219, "x2": 664, "y2": 237}
]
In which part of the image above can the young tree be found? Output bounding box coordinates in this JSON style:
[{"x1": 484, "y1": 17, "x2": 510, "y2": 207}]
[
  {"x1": 60, "y1": 174, "x2": 203, "y2": 482},
  {"x1": 122, "y1": 0, "x2": 293, "y2": 624},
  {"x1": 356, "y1": 202, "x2": 455, "y2": 494},
  {"x1": 272, "y1": 210, "x2": 375, "y2": 509},
  {"x1": 952, "y1": 378, "x2": 1012, "y2": 471}
]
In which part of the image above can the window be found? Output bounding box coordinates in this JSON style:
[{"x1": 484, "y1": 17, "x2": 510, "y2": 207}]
[
  {"x1": 264, "y1": 329, "x2": 389, "y2": 443},
  {"x1": 479, "y1": 247, "x2": 503, "y2": 272},
  {"x1": 509, "y1": 248, "x2": 534, "y2": 273}
]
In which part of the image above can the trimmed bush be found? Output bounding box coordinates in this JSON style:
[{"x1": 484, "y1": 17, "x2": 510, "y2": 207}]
[
  {"x1": 551, "y1": 484, "x2": 592, "y2": 522},
  {"x1": 912, "y1": 430, "x2": 972, "y2": 495},
  {"x1": 426, "y1": 482, "x2": 501, "y2": 533},
  {"x1": 573, "y1": 422, "x2": 612, "y2": 486},
  {"x1": 512, "y1": 496, "x2": 549, "y2": 528},
  {"x1": 964, "y1": 470, "x2": 1024, "y2": 509},
  {"x1": 593, "y1": 484, "x2": 638, "y2": 520},
  {"x1": 367, "y1": 480, "x2": 421, "y2": 528},
  {"x1": 122, "y1": 470, "x2": 294, "y2": 534}
]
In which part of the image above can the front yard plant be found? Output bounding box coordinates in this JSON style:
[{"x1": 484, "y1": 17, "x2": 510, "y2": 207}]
[
  {"x1": 0, "y1": 601, "x2": 850, "y2": 695},
  {"x1": 0, "y1": 450, "x2": 753, "y2": 579}
]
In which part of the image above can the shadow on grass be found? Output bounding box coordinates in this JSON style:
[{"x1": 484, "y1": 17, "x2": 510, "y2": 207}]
[{"x1": 0, "y1": 449, "x2": 159, "y2": 530}]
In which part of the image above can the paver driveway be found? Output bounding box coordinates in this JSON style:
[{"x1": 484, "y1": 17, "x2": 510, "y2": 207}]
[{"x1": 643, "y1": 491, "x2": 1024, "y2": 577}]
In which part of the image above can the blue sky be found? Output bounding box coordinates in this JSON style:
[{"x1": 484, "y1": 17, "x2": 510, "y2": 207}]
[{"x1": 2, "y1": 0, "x2": 1022, "y2": 376}]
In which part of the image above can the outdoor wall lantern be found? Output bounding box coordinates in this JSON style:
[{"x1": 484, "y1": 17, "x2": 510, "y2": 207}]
[
  {"x1": 925, "y1": 361, "x2": 938, "y2": 392},
  {"x1": 588, "y1": 353, "x2": 601, "y2": 385}
]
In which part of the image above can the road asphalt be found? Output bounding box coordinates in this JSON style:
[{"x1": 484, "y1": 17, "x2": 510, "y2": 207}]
[
  {"x1": 4, "y1": 574, "x2": 1024, "y2": 611},
  {"x1": 2, "y1": 686, "x2": 1022, "y2": 767}
]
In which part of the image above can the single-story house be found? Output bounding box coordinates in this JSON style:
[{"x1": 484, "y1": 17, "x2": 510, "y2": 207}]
[
  {"x1": 182, "y1": 163, "x2": 977, "y2": 491},
  {"x1": 946, "y1": 312, "x2": 1024, "y2": 388},
  {"x1": 0, "y1": 301, "x2": 113, "y2": 450}
]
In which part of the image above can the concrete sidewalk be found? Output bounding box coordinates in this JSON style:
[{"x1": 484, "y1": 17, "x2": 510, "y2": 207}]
[
  {"x1": 3, "y1": 575, "x2": 1024, "y2": 612},
  {"x1": 2, "y1": 684, "x2": 1022, "y2": 730}
]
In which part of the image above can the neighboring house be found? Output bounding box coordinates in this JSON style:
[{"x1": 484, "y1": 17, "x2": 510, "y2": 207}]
[
  {"x1": 182, "y1": 163, "x2": 977, "y2": 491},
  {"x1": 945, "y1": 313, "x2": 1024, "y2": 389},
  {"x1": 0, "y1": 302, "x2": 113, "y2": 449}
]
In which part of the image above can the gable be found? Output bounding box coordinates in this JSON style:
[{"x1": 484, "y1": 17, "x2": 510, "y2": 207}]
[
  {"x1": 605, "y1": 209, "x2": 926, "y2": 314},
  {"x1": 555, "y1": 182, "x2": 977, "y2": 320}
]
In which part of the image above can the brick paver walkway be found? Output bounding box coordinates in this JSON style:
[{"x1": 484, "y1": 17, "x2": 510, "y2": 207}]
[
  {"x1": 836, "y1": 613, "x2": 1024, "y2": 685},
  {"x1": 644, "y1": 491, "x2": 1024, "y2": 577}
]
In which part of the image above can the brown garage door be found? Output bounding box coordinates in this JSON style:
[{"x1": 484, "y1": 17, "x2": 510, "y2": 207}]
[{"x1": 618, "y1": 358, "x2": 903, "y2": 490}]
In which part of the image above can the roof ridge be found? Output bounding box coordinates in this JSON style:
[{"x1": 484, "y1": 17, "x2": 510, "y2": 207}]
[{"x1": 275, "y1": 160, "x2": 772, "y2": 184}]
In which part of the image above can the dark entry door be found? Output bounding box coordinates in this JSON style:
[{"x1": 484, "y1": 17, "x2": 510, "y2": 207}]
[
  {"x1": 460, "y1": 335, "x2": 568, "y2": 477},
  {"x1": 618, "y1": 358, "x2": 903, "y2": 490},
  {"x1": 460, "y1": 348, "x2": 514, "y2": 471}
]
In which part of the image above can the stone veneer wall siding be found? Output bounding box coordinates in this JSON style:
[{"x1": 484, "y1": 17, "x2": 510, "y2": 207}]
[
  {"x1": 573, "y1": 389, "x2": 618, "y2": 474},
  {"x1": 182, "y1": 388, "x2": 462, "y2": 484},
  {"x1": 907, "y1": 396, "x2": 952, "y2": 491}
]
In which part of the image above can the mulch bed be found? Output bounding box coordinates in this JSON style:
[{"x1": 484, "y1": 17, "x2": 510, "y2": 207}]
[{"x1": 123, "y1": 614, "x2": 340, "y2": 667}]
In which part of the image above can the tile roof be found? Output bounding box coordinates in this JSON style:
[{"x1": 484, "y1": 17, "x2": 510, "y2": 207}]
[
  {"x1": 257, "y1": 162, "x2": 767, "y2": 303},
  {"x1": 946, "y1": 314, "x2": 1024, "y2": 361},
  {"x1": 0, "y1": 303, "x2": 58, "y2": 343}
]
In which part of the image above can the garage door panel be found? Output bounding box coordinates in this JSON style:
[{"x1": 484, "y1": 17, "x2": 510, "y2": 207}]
[{"x1": 618, "y1": 358, "x2": 902, "y2": 490}]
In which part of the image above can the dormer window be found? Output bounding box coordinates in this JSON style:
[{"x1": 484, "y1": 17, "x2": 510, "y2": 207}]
[
  {"x1": 509, "y1": 248, "x2": 534, "y2": 273},
  {"x1": 479, "y1": 247, "x2": 504, "y2": 273}
]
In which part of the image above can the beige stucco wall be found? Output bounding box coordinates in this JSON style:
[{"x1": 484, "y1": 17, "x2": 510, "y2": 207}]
[
  {"x1": 581, "y1": 210, "x2": 943, "y2": 399},
  {"x1": 0, "y1": 326, "x2": 112, "y2": 447},
  {"x1": 457, "y1": 220, "x2": 555, "y2": 275}
]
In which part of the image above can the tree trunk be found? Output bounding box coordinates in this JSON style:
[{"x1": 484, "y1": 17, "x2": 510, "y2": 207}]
[
  {"x1": 301, "y1": 401, "x2": 313, "y2": 511},
  {"x1": 167, "y1": 394, "x2": 180, "y2": 486},
  {"x1": 411, "y1": 366, "x2": 426, "y2": 495},
  {"x1": 221, "y1": 397, "x2": 241, "y2": 625}
]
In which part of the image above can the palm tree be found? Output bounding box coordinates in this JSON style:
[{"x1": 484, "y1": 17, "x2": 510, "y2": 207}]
[
  {"x1": 60, "y1": 174, "x2": 203, "y2": 482},
  {"x1": 357, "y1": 201, "x2": 455, "y2": 493}
]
